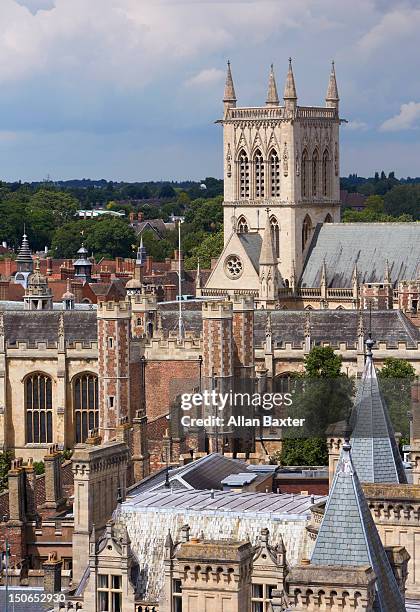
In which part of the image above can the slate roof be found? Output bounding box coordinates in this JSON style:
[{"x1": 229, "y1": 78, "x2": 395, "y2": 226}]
[
  {"x1": 124, "y1": 489, "x2": 325, "y2": 517},
  {"x1": 311, "y1": 442, "x2": 405, "y2": 612},
  {"x1": 301, "y1": 222, "x2": 420, "y2": 287},
  {"x1": 156, "y1": 307, "x2": 420, "y2": 348},
  {"x1": 238, "y1": 233, "x2": 262, "y2": 272},
  {"x1": 128, "y1": 452, "x2": 248, "y2": 495},
  {"x1": 350, "y1": 345, "x2": 407, "y2": 484},
  {"x1": 252, "y1": 309, "x2": 420, "y2": 348},
  {"x1": 2, "y1": 310, "x2": 97, "y2": 345}
]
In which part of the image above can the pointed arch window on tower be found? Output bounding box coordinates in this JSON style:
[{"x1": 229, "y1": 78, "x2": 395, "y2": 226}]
[
  {"x1": 254, "y1": 149, "x2": 265, "y2": 198},
  {"x1": 73, "y1": 373, "x2": 99, "y2": 444},
  {"x1": 312, "y1": 149, "x2": 319, "y2": 197},
  {"x1": 301, "y1": 150, "x2": 308, "y2": 198},
  {"x1": 25, "y1": 373, "x2": 53, "y2": 444},
  {"x1": 269, "y1": 150, "x2": 280, "y2": 197},
  {"x1": 237, "y1": 216, "x2": 249, "y2": 233},
  {"x1": 302, "y1": 215, "x2": 312, "y2": 252},
  {"x1": 239, "y1": 150, "x2": 250, "y2": 199},
  {"x1": 270, "y1": 216, "x2": 280, "y2": 258},
  {"x1": 322, "y1": 149, "x2": 331, "y2": 197}
]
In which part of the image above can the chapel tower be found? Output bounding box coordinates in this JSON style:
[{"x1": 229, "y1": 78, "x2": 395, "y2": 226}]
[{"x1": 217, "y1": 59, "x2": 341, "y2": 288}]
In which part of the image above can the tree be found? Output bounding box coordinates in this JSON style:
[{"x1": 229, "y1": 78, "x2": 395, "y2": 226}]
[
  {"x1": 278, "y1": 346, "x2": 354, "y2": 466},
  {"x1": 304, "y1": 345, "x2": 343, "y2": 378},
  {"x1": 140, "y1": 229, "x2": 176, "y2": 261},
  {"x1": 184, "y1": 230, "x2": 224, "y2": 269},
  {"x1": 51, "y1": 220, "x2": 90, "y2": 258},
  {"x1": 273, "y1": 438, "x2": 328, "y2": 466},
  {"x1": 85, "y1": 217, "x2": 137, "y2": 259},
  {"x1": 159, "y1": 183, "x2": 176, "y2": 199},
  {"x1": 378, "y1": 358, "x2": 416, "y2": 436},
  {"x1": 383, "y1": 184, "x2": 420, "y2": 220},
  {"x1": 30, "y1": 188, "x2": 79, "y2": 225},
  {"x1": 0, "y1": 451, "x2": 12, "y2": 492}
]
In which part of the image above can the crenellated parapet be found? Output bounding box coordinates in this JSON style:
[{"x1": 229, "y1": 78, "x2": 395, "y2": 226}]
[{"x1": 286, "y1": 563, "x2": 376, "y2": 611}]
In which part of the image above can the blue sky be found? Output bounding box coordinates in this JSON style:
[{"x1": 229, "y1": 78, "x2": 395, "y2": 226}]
[{"x1": 0, "y1": 0, "x2": 419, "y2": 182}]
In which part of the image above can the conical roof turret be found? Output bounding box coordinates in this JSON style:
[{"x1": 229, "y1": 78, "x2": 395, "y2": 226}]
[
  {"x1": 325, "y1": 60, "x2": 339, "y2": 108},
  {"x1": 266, "y1": 64, "x2": 279, "y2": 106},
  {"x1": 223, "y1": 61, "x2": 237, "y2": 106},
  {"x1": 283, "y1": 58, "x2": 297, "y2": 102}
]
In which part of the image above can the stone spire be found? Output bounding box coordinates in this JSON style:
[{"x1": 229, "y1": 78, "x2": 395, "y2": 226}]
[
  {"x1": 283, "y1": 57, "x2": 297, "y2": 112},
  {"x1": 259, "y1": 211, "x2": 279, "y2": 306},
  {"x1": 266, "y1": 64, "x2": 279, "y2": 106},
  {"x1": 195, "y1": 258, "x2": 202, "y2": 297},
  {"x1": 136, "y1": 236, "x2": 147, "y2": 266},
  {"x1": 259, "y1": 211, "x2": 276, "y2": 266},
  {"x1": 223, "y1": 60, "x2": 237, "y2": 113},
  {"x1": 349, "y1": 337, "x2": 407, "y2": 484},
  {"x1": 325, "y1": 60, "x2": 339, "y2": 109},
  {"x1": 311, "y1": 440, "x2": 406, "y2": 611}
]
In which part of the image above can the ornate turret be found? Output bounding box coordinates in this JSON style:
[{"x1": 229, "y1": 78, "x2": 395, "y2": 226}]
[
  {"x1": 15, "y1": 231, "x2": 33, "y2": 288},
  {"x1": 325, "y1": 60, "x2": 339, "y2": 110},
  {"x1": 24, "y1": 258, "x2": 53, "y2": 310},
  {"x1": 73, "y1": 244, "x2": 92, "y2": 282},
  {"x1": 283, "y1": 57, "x2": 297, "y2": 112},
  {"x1": 62, "y1": 278, "x2": 75, "y2": 310},
  {"x1": 223, "y1": 60, "x2": 237, "y2": 114},
  {"x1": 266, "y1": 64, "x2": 279, "y2": 106}
]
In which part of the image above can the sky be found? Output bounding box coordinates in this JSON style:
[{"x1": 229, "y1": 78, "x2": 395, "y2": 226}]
[{"x1": 0, "y1": 0, "x2": 420, "y2": 182}]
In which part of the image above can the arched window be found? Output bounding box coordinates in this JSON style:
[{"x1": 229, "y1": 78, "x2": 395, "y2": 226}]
[
  {"x1": 25, "y1": 373, "x2": 53, "y2": 443},
  {"x1": 322, "y1": 149, "x2": 330, "y2": 197},
  {"x1": 74, "y1": 373, "x2": 98, "y2": 444},
  {"x1": 270, "y1": 216, "x2": 280, "y2": 258},
  {"x1": 302, "y1": 215, "x2": 312, "y2": 251},
  {"x1": 324, "y1": 213, "x2": 333, "y2": 223},
  {"x1": 301, "y1": 149, "x2": 308, "y2": 198},
  {"x1": 254, "y1": 149, "x2": 264, "y2": 198},
  {"x1": 237, "y1": 216, "x2": 249, "y2": 233},
  {"x1": 269, "y1": 150, "x2": 280, "y2": 197},
  {"x1": 239, "y1": 150, "x2": 250, "y2": 199},
  {"x1": 312, "y1": 149, "x2": 319, "y2": 197}
]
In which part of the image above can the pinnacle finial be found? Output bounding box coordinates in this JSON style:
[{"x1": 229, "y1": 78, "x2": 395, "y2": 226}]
[
  {"x1": 223, "y1": 60, "x2": 237, "y2": 105},
  {"x1": 284, "y1": 57, "x2": 297, "y2": 109},
  {"x1": 266, "y1": 63, "x2": 279, "y2": 106},
  {"x1": 326, "y1": 60, "x2": 339, "y2": 107}
]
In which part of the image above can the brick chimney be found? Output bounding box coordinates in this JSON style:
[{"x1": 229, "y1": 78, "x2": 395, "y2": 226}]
[
  {"x1": 132, "y1": 409, "x2": 150, "y2": 481},
  {"x1": 43, "y1": 551, "x2": 63, "y2": 594}
]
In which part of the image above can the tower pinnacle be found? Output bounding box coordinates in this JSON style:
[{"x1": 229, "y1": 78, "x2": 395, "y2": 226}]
[
  {"x1": 325, "y1": 60, "x2": 339, "y2": 109},
  {"x1": 283, "y1": 57, "x2": 297, "y2": 112},
  {"x1": 266, "y1": 64, "x2": 279, "y2": 106},
  {"x1": 223, "y1": 60, "x2": 237, "y2": 112}
]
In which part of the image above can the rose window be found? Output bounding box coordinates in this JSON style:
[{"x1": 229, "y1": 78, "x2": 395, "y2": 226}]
[{"x1": 225, "y1": 255, "x2": 243, "y2": 279}]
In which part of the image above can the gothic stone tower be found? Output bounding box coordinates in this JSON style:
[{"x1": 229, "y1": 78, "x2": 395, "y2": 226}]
[{"x1": 206, "y1": 60, "x2": 341, "y2": 296}]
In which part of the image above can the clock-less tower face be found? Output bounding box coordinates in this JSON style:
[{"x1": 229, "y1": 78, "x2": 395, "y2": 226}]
[{"x1": 221, "y1": 61, "x2": 341, "y2": 287}]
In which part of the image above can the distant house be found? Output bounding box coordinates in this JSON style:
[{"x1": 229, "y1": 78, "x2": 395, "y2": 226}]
[{"x1": 340, "y1": 189, "x2": 368, "y2": 211}]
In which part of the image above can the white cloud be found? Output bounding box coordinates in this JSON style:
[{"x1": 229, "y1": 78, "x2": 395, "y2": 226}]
[
  {"x1": 380, "y1": 102, "x2": 420, "y2": 132},
  {"x1": 358, "y1": 7, "x2": 420, "y2": 54},
  {"x1": 345, "y1": 120, "x2": 368, "y2": 131},
  {"x1": 185, "y1": 68, "x2": 225, "y2": 87}
]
